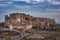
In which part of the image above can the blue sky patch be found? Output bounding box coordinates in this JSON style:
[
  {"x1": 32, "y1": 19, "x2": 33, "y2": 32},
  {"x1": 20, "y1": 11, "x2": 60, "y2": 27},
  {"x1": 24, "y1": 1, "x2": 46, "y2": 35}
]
[{"x1": 0, "y1": 0, "x2": 60, "y2": 24}]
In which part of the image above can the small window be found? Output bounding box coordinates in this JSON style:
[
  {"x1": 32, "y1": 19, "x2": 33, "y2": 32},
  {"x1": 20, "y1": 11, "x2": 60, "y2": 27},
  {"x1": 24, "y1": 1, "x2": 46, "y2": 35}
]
[
  {"x1": 5, "y1": 25, "x2": 9, "y2": 28},
  {"x1": 25, "y1": 18, "x2": 29, "y2": 20}
]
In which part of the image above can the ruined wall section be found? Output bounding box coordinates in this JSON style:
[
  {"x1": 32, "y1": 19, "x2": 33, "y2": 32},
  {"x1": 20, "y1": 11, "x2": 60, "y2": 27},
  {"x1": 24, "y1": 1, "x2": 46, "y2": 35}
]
[
  {"x1": 31, "y1": 17, "x2": 56, "y2": 29},
  {"x1": 5, "y1": 13, "x2": 56, "y2": 30},
  {"x1": 0, "y1": 22, "x2": 5, "y2": 28},
  {"x1": 5, "y1": 13, "x2": 33, "y2": 30}
]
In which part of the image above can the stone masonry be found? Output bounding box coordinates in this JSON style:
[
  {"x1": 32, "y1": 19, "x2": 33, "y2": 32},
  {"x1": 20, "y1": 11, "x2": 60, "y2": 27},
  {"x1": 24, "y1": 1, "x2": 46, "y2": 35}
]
[{"x1": 4, "y1": 13, "x2": 56, "y2": 30}]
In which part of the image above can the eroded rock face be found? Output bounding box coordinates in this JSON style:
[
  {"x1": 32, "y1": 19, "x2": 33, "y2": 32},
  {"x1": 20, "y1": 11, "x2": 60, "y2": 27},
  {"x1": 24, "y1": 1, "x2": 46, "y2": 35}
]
[{"x1": 5, "y1": 13, "x2": 56, "y2": 30}]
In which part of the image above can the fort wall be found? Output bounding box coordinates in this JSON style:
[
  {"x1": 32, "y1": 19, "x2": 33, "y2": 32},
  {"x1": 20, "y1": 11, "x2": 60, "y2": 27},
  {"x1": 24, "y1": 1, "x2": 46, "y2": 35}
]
[{"x1": 4, "y1": 13, "x2": 56, "y2": 30}]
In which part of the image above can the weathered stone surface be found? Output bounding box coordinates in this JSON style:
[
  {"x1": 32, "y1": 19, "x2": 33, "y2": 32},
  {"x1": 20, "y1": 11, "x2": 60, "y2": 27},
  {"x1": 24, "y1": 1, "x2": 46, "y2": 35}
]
[
  {"x1": 4, "y1": 13, "x2": 56, "y2": 30},
  {"x1": 0, "y1": 13, "x2": 56, "y2": 30}
]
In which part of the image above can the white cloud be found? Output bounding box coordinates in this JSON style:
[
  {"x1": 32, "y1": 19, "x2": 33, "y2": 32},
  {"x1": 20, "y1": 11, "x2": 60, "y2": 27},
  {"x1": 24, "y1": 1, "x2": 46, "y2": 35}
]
[
  {"x1": 51, "y1": 1, "x2": 60, "y2": 5},
  {"x1": 47, "y1": 0, "x2": 60, "y2": 5},
  {"x1": 0, "y1": 3, "x2": 12, "y2": 7},
  {"x1": 33, "y1": 0, "x2": 45, "y2": 2},
  {"x1": 5, "y1": 2, "x2": 13, "y2": 5},
  {"x1": 13, "y1": 0, "x2": 45, "y2": 4},
  {"x1": 31, "y1": 0, "x2": 45, "y2": 4},
  {"x1": 0, "y1": 0, "x2": 60, "y2": 5},
  {"x1": 14, "y1": 5, "x2": 31, "y2": 9},
  {"x1": 46, "y1": 8, "x2": 60, "y2": 12},
  {"x1": 13, "y1": 0, "x2": 31, "y2": 3},
  {"x1": 0, "y1": 4, "x2": 6, "y2": 7}
]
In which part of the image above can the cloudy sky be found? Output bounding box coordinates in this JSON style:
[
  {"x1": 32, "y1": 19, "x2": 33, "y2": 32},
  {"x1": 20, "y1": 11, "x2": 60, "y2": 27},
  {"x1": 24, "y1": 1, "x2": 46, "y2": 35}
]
[{"x1": 0, "y1": 0, "x2": 60, "y2": 24}]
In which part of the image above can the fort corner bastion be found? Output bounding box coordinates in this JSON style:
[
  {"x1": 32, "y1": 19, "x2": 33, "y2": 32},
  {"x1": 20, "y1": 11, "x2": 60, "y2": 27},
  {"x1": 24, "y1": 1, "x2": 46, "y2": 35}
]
[{"x1": 0, "y1": 13, "x2": 56, "y2": 30}]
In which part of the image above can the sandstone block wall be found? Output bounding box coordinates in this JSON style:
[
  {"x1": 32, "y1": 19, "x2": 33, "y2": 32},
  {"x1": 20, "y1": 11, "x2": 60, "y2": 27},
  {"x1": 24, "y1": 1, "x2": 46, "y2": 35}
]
[{"x1": 5, "y1": 13, "x2": 56, "y2": 30}]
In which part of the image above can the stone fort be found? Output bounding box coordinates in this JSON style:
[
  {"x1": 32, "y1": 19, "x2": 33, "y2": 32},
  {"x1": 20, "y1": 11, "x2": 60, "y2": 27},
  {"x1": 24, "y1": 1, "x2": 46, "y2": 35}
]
[{"x1": 0, "y1": 13, "x2": 56, "y2": 30}]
